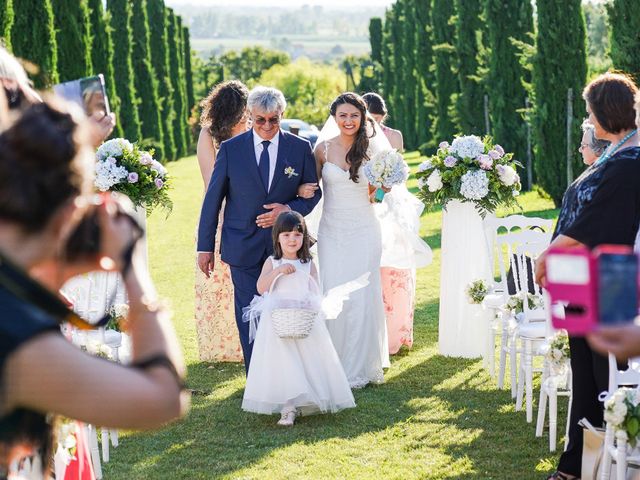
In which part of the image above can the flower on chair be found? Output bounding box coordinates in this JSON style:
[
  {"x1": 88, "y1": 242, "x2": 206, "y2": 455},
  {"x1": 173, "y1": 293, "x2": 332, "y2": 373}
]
[{"x1": 284, "y1": 166, "x2": 299, "y2": 178}]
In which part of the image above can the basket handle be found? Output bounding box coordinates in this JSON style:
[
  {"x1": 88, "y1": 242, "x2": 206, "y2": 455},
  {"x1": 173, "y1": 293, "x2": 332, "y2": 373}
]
[{"x1": 268, "y1": 273, "x2": 285, "y2": 294}]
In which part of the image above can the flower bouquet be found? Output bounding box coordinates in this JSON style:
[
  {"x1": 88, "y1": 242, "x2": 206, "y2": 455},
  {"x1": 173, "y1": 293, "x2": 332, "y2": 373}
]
[
  {"x1": 506, "y1": 291, "x2": 544, "y2": 315},
  {"x1": 105, "y1": 303, "x2": 129, "y2": 332},
  {"x1": 364, "y1": 149, "x2": 410, "y2": 202},
  {"x1": 465, "y1": 279, "x2": 489, "y2": 304},
  {"x1": 545, "y1": 330, "x2": 570, "y2": 373},
  {"x1": 604, "y1": 387, "x2": 640, "y2": 445},
  {"x1": 416, "y1": 135, "x2": 522, "y2": 217},
  {"x1": 95, "y1": 138, "x2": 172, "y2": 214}
]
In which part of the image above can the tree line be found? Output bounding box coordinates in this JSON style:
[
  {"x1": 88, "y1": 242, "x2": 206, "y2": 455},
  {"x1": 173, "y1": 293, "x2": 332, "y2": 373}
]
[
  {"x1": 0, "y1": 0, "x2": 195, "y2": 162},
  {"x1": 369, "y1": 0, "x2": 639, "y2": 206}
]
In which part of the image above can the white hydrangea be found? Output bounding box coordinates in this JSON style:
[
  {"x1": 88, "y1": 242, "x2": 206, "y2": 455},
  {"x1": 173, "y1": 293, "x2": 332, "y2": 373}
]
[
  {"x1": 460, "y1": 169, "x2": 489, "y2": 200},
  {"x1": 449, "y1": 135, "x2": 485, "y2": 159},
  {"x1": 96, "y1": 138, "x2": 134, "y2": 161},
  {"x1": 418, "y1": 176, "x2": 428, "y2": 188},
  {"x1": 604, "y1": 389, "x2": 633, "y2": 427},
  {"x1": 94, "y1": 160, "x2": 128, "y2": 191},
  {"x1": 426, "y1": 169, "x2": 443, "y2": 192},
  {"x1": 496, "y1": 164, "x2": 518, "y2": 186},
  {"x1": 418, "y1": 159, "x2": 433, "y2": 172}
]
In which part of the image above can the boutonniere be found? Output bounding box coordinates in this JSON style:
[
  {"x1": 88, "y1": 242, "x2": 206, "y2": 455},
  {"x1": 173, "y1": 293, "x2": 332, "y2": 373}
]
[{"x1": 284, "y1": 166, "x2": 299, "y2": 178}]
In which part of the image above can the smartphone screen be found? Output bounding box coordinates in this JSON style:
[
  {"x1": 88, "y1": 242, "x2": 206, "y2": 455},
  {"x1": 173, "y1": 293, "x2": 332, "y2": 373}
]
[
  {"x1": 598, "y1": 253, "x2": 638, "y2": 325},
  {"x1": 53, "y1": 74, "x2": 110, "y2": 117}
]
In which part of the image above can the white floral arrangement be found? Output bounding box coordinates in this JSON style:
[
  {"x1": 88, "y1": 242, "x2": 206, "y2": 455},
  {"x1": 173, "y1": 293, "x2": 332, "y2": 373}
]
[
  {"x1": 416, "y1": 135, "x2": 522, "y2": 217},
  {"x1": 55, "y1": 419, "x2": 78, "y2": 466},
  {"x1": 105, "y1": 303, "x2": 129, "y2": 332},
  {"x1": 545, "y1": 330, "x2": 570, "y2": 372},
  {"x1": 604, "y1": 387, "x2": 640, "y2": 445},
  {"x1": 506, "y1": 291, "x2": 543, "y2": 314},
  {"x1": 95, "y1": 138, "x2": 172, "y2": 214},
  {"x1": 465, "y1": 279, "x2": 489, "y2": 304},
  {"x1": 364, "y1": 149, "x2": 410, "y2": 189}
]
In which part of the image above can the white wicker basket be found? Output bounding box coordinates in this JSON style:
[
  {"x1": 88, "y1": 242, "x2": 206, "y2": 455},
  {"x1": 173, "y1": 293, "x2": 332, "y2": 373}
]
[{"x1": 269, "y1": 273, "x2": 317, "y2": 339}]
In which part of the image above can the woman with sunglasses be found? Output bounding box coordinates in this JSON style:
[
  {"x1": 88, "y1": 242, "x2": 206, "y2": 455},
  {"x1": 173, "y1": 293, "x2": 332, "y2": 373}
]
[{"x1": 0, "y1": 99, "x2": 189, "y2": 479}]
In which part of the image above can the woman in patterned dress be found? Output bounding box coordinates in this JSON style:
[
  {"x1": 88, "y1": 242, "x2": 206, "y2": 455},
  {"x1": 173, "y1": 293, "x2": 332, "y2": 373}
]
[
  {"x1": 195, "y1": 81, "x2": 250, "y2": 362},
  {"x1": 363, "y1": 92, "x2": 415, "y2": 355}
]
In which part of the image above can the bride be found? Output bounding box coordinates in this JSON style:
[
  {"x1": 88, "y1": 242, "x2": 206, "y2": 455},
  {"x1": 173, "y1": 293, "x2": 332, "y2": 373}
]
[{"x1": 310, "y1": 92, "x2": 390, "y2": 388}]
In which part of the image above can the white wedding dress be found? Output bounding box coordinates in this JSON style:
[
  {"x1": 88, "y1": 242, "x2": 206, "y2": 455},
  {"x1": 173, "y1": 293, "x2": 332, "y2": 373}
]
[{"x1": 317, "y1": 155, "x2": 390, "y2": 388}]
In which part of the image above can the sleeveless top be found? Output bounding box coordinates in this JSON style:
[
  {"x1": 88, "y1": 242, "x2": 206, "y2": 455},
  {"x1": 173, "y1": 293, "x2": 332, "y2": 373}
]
[{"x1": 0, "y1": 277, "x2": 61, "y2": 478}]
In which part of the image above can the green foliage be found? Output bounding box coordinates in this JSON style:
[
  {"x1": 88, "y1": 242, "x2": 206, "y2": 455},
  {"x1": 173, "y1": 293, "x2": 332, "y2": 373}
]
[
  {"x1": 182, "y1": 26, "x2": 195, "y2": 112},
  {"x1": 88, "y1": 0, "x2": 122, "y2": 137},
  {"x1": 607, "y1": 0, "x2": 640, "y2": 85},
  {"x1": 0, "y1": 0, "x2": 14, "y2": 50},
  {"x1": 400, "y1": 0, "x2": 418, "y2": 150},
  {"x1": 108, "y1": 0, "x2": 141, "y2": 141},
  {"x1": 485, "y1": 0, "x2": 534, "y2": 189},
  {"x1": 369, "y1": 17, "x2": 383, "y2": 64},
  {"x1": 584, "y1": 2, "x2": 611, "y2": 76},
  {"x1": 177, "y1": 16, "x2": 191, "y2": 153},
  {"x1": 431, "y1": 0, "x2": 458, "y2": 142},
  {"x1": 257, "y1": 58, "x2": 346, "y2": 127},
  {"x1": 387, "y1": 2, "x2": 406, "y2": 133},
  {"x1": 146, "y1": 0, "x2": 176, "y2": 161},
  {"x1": 380, "y1": 9, "x2": 395, "y2": 118},
  {"x1": 11, "y1": 0, "x2": 58, "y2": 87},
  {"x1": 131, "y1": 0, "x2": 164, "y2": 161},
  {"x1": 51, "y1": 0, "x2": 92, "y2": 81},
  {"x1": 454, "y1": 0, "x2": 485, "y2": 135},
  {"x1": 167, "y1": 8, "x2": 187, "y2": 158},
  {"x1": 414, "y1": 0, "x2": 435, "y2": 149},
  {"x1": 533, "y1": 0, "x2": 587, "y2": 206},
  {"x1": 219, "y1": 46, "x2": 289, "y2": 84}
]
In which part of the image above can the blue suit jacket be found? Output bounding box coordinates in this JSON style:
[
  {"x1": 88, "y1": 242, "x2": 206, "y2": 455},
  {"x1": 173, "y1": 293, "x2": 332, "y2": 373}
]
[{"x1": 197, "y1": 129, "x2": 321, "y2": 268}]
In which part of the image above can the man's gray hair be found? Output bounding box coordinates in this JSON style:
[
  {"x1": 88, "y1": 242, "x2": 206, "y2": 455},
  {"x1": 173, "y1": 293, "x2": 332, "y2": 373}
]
[
  {"x1": 581, "y1": 119, "x2": 610, "y2": 156},
  {"x1": 247, "y1": 86, "x2": 287, "y2": 114}
]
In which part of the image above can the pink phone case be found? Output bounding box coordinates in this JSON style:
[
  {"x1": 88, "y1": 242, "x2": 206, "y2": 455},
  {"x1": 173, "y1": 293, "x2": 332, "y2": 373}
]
[{"x1": 545, "y1": 246, "x2": 598, "y2": 335}]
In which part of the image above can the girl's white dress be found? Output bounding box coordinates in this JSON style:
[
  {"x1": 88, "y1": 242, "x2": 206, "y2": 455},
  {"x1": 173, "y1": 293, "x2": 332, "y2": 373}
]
[{"x1": 242, "y1": 257, "x2": 356, "y2": 416}]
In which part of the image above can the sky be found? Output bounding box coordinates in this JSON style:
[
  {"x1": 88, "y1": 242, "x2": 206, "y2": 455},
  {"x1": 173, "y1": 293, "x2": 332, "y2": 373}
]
[{"x1": 165, "y1": 0, "x2": 394, "y2": 7}]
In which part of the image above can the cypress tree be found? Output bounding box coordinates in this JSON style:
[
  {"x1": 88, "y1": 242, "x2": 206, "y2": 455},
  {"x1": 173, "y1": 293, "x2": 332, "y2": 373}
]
[
  {"x1": 182, "y1": 26, "x2": 195, "y2": 113},
  {"x1": 381, "y1": 9, "x2": 395, "y2": 115},
  {"x1": 131, "y1": 0, "x2": 164, "y2": 160},
  {"x1": 0, "y1": 0, "x2": 14, "y2": 50},
  {"x1": 108, "y1": 0, "x2": 141, "y2": 141},
  {"x1": 400, "y1": 0, "x2": 418, "y2": 149},
  {"x1": 607, "y1": 0, "x2": 640, "y2": 85},
  {"x1": 51, "y1": 0, "x2": 92, "y2": 81},
  {"x1": 454, "y1": 0, "x2": 484, "y2": 135},
  {"x1": 11, "y1": 0, "x2": 58, "y2": 88},
  {"x1": 167, "y1": 8, "x2": 187, "y2": 157},
  {"x1": 533, "y1": 0, "x2": 587, "y2": 206},
  {"x1": 146, "y1": 0, "x2": 175, "y2": 161},
  {"x1": 485, "y1": 0, "x2": 534, "y2": 189},
  {"x1": 177, "y1": 16, "x2": 191, "y2": 152},
  {"x1": 369, "y1": 17, "x2": 383, "y2": 64},
  {"x1": 431, "y1": 0, "x2": 458, "y2": 141},
  {"x1": 88, "y1": 0, "x2": 122, "y2": 137},
  {"x1": 414, "y1": 0, "x2": 435, "y2": 149},
  {"x1": 388, "y1": 2, "x2": 406, "y2": 134}
]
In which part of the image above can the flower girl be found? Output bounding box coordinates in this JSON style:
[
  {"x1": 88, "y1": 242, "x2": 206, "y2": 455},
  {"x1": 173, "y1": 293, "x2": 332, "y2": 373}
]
[{"x1": 242, "y1": 211, "x2": 357, "y2": 426}]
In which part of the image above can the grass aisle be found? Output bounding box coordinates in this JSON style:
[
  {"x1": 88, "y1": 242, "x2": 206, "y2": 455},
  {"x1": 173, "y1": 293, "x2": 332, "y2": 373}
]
[{"x1": 104, "y1": 152, "x2": 561, "y2": 479}]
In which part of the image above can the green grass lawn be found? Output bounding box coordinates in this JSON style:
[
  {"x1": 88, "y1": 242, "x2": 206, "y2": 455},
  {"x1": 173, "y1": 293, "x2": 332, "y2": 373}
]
[{"x1": 104, "y1": 152, "x2": 561, "y2": 479}]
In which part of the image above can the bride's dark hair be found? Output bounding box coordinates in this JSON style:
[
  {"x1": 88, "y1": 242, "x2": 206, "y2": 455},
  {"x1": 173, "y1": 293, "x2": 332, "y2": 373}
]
[{"x1": 329, "y1": 92, "x2": 375, "y2": 183}]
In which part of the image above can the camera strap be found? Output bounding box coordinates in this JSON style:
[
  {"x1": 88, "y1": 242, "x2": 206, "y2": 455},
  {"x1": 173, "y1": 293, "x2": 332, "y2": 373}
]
[{"x1": 0, "y1": 252, "x2": 109, "y2": 330}]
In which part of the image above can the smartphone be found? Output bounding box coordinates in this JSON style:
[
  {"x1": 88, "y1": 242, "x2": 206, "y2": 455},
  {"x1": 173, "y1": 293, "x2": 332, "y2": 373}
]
[
  {"x1": 597, "y1": 251, "x2": 639, "y2": 326},
  {"x1": 53, "y1": 74, "x2": 110, "y2": 117}
]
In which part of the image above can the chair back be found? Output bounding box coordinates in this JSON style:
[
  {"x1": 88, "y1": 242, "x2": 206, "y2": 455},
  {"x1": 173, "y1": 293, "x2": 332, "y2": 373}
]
[{"x1": 608, "y1": 353, "x2": 640, "y2": 393}]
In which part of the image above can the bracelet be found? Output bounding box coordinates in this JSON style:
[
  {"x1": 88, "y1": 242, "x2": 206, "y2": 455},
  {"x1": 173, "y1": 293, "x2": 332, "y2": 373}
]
[{"x1": 131, "y1": 354, "x2": 186, "y2": 391}]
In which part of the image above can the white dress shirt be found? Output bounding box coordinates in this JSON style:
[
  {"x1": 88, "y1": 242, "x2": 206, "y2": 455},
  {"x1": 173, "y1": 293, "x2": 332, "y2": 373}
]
[{"x1": 253, "y1": 129, "x2": 279, "y2": 191}]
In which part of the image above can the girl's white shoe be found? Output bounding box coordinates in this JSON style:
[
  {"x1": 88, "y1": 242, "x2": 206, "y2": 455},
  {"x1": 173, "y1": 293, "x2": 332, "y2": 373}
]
[{"x1": 277, "y1": 407, "x2": 297, "y2": 426}]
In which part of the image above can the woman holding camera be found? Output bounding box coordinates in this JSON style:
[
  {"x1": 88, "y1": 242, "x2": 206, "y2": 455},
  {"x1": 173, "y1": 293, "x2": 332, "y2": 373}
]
[
  {"x1": 0, "y1": 100, "x2": 189, "y2": 478},
  {"x1": 536, "y1": 73, "x2": 640, "y2": 480}
]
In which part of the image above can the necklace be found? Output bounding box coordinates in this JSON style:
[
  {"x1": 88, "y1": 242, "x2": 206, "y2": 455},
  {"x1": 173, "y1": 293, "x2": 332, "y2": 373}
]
[{"x1": 595, "y1": 128, "x2": 638, "y2": 165}]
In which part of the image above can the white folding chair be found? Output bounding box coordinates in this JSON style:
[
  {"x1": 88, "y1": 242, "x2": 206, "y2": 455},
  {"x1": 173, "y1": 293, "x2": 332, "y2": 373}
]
[
  {"x1": 511, "y1": 233, "x2": 552, "y2": 422},
  {"x1": 483, "y1": 215, "x2": 553, "y2": 388},
  {"x1": 600, "y1": 356, "x2": 640, "y2": 480}
]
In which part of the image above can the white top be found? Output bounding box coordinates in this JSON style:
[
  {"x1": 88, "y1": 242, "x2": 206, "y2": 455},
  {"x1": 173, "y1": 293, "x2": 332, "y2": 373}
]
[{"x1": 252, "y1": 130, "x2": 279, "y2": 191}]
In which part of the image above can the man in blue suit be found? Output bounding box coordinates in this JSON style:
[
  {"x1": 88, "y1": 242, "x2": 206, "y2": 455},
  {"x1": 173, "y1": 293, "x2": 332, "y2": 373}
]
[{"x1": 197, "y1": 86, "x2": 321, "y2": 372}]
